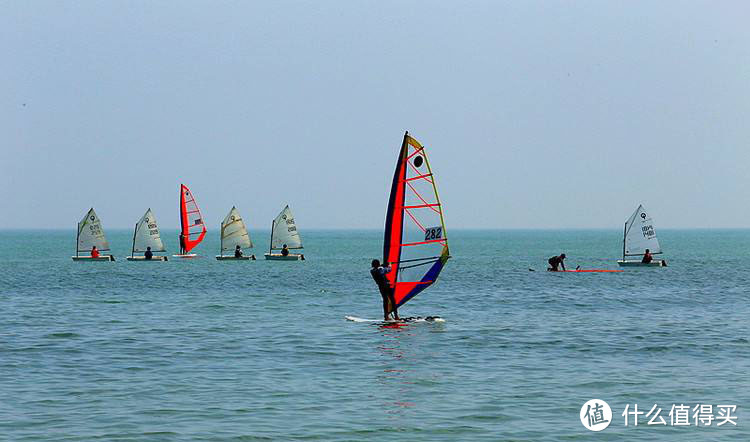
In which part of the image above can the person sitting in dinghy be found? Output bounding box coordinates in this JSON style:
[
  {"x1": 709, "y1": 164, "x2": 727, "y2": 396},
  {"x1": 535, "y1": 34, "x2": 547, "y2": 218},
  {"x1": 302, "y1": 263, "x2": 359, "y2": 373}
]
[
  {"x1": 144, "y1": 246, "x2": 153, "y2": 260},
  {"x1": 91, "y1": 245, "x2": 100, "y2": 259},
  {"x1": 547, "y1": 253, "x2": 566, "y2": 271},
  {"x1": 234, "y1": 245, "x2": 243, "y2": 258},
  {"x1": 642, "y1": 249, "x2": 653, "y2": 264},
  {"x1": 281, "y1": 244, "x2": 289, "y2": 257}
]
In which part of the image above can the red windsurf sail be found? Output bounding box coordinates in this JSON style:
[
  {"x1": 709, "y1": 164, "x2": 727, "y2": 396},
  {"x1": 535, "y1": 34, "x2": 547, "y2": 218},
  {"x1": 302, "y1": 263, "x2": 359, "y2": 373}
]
[
  {"x1": 383, "y1": 132, "x2": 450, "y2": 307},
  {"x1": 179, "y1": 184, "x2": 206, "y2": 253}
]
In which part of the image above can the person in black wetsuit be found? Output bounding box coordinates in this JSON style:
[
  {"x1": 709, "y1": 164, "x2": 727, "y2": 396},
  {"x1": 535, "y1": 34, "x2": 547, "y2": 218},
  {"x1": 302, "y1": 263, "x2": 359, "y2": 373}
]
[
  {"x1": 144, "y1": 246, "x2": 153, "y2": 260},
  {"x1": 234, "y1": 245, "x2": 243, "y2": 258},
  {"x1": 548, "y1": 253, "x2": 566, "y2": 271},
  {"x1": 371, "y1": 259, "x2": 400, "y2": 321},
  {"x1": 179, "y1": 233, "x2": 186, "y2": 255},
  {"x1": 281, "y1": 244, "x2": 289, "y2": 257},
  {"x1": 642, "y1": 249, "x2": 653, "y2": 264}
]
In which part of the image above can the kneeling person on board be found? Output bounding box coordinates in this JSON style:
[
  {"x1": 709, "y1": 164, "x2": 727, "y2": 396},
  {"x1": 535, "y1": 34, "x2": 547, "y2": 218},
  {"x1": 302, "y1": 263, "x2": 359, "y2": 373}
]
[
  {"x1": 370, "y1": 259, "x2": 400, "y2": 321},
  {"x1": 91, "y1": 246, "x2": 100, "y2": 258},
  {"x1": 548, "y1": 253, "x2": 566, "y2": 271},
  {"x1": 144, "y1": 247, "x2": 153, "y2": 260},
  {"x1": 234, "y1": 245, "x2": 243, "y2": 258},
  {"x1": 642, "y1": 249, "x2": 653, "y2": 264},
  {"x1": 281, "y1": 244, "x2": 289, "y2": 257}
]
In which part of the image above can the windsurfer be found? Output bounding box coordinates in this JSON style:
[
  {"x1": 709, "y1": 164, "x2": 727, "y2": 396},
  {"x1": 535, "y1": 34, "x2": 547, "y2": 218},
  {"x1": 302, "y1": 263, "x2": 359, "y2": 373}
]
[
  {"x1": 547, "y1": 253, "x2": 566, "y2": 271},
  {"x1": 281, "y1": 244, "x2": 289, "y2": 257},
  {"x1": 371, "y1": 259, "x2": 400, "y2": 321},
  {"x1": 144, "y1": 246, "x2": 153, "y2": 260},
  {"x1": 91, "y1": 246, "x2": 100, "y2": 258},
  {"x1": 234, "y1": 245, "x2": 243, "y2": 258},
  {"x1": 642, "y1": 249, "x2": 653, "y2": 264},
  {"x1": 179, "y1": 233, "x2": 186, "y2": 255}
]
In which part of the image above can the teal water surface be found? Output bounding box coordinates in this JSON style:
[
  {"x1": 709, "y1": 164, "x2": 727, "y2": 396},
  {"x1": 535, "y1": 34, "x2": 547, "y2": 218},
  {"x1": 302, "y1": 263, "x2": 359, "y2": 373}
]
[{"x1": 1, "y1": 229, "x2": 748, "y2": 441}]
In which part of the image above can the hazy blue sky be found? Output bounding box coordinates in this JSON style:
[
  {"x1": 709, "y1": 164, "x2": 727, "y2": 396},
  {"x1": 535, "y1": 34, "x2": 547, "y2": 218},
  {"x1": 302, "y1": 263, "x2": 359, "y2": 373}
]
[{"x1": 2, "y1": 1, "x2": 749, "y2": 229}]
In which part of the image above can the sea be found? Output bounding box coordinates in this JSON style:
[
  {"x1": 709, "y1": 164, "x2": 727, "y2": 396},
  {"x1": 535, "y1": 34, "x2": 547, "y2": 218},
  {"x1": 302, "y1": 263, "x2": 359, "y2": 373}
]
[{"x1": 1, "y1": 229, "x2": 748, "y2": 441}]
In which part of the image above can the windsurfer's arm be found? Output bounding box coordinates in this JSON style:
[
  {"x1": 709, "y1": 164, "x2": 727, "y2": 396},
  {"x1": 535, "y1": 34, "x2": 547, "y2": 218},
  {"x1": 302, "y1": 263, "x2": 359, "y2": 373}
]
[{"x1": 561, "y1": 261, "x2": 566, "y2": 271}]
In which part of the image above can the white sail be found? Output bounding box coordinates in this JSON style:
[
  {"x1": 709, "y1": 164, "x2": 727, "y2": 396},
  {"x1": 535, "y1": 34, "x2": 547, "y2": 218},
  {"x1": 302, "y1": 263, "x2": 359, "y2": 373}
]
[
  {"x1": 624, "y1": 204, "x2": 662, "y2": 256},
  {"x1": 221, "y1": 206, "x2": 253, "y2": 252},
  {"x1": 77, "y1": 208, "x2": 110, "y2": 252},
  {"x1": 133, "y1": 208, "x2": 166, "y2": 253},
  {"x1": 270, "y1": 205, "x2": 303, "y2": 249}
]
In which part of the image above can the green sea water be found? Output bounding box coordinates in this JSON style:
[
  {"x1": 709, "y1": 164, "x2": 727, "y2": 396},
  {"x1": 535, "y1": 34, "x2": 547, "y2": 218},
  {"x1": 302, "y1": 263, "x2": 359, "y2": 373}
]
[{"x1": 1, "y1": 229, "x2": 748, "y2": 441}]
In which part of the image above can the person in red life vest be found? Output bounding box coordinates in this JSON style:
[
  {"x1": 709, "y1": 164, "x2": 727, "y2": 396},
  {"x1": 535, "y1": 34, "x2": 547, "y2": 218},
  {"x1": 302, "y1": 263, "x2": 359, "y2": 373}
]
[
  {"x1": 642, "y1": 249, "x2": 653, "y2": 264},
  {"x1": 91, "y1": 245, "x2": 100, "y2": 258},
  {"x1": 370, "y1": 259, "x2": 400, "y2": 321}
]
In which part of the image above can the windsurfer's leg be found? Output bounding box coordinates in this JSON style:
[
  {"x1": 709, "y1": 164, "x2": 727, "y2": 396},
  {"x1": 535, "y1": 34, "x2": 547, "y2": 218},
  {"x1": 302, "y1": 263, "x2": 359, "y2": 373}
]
[
  {"x1": 381, "y1": 291, "x2": 390, "y2": 321},
  {"x1": 389, "y1": 289, "x2": 399, "y2": 320}
]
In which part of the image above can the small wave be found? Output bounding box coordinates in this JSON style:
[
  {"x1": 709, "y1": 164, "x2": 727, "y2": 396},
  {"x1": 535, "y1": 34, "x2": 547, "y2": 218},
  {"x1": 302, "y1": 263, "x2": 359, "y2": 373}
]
[{"x1": 46, "y1": 332, "x2": 80, "y2": 339}]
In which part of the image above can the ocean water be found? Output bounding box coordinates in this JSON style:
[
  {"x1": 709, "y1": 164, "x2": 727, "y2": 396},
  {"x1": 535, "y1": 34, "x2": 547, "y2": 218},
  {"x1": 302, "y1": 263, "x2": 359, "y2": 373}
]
[{"x1": 1, "y1": 229, "x2": 748, "y2": 441}]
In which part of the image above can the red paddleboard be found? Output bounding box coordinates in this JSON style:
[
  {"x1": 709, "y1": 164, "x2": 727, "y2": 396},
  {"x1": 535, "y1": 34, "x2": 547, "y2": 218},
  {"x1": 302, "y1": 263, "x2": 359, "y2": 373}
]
[{"x1": 560, "y1": 269, "x2": 623, "y2": 273}]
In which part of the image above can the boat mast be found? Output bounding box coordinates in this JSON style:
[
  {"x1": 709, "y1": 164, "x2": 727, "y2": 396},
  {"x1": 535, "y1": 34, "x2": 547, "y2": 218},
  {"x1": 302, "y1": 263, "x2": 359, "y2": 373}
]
[
  {"x1": 76, "y1": 222, "x2": 80, "y2": 257},
  {"x1": 220, "y1": 222, "x2": 224, "y2": 257},
  {"x1": 131, "y1": 222, "x2": 137, "y2": 258},
  {"x1": 622, "y1": 222, "x2": 627, "y2": 261},
  {"x1": 269, "y1": 219, "x2": 275, "y2": 255}
]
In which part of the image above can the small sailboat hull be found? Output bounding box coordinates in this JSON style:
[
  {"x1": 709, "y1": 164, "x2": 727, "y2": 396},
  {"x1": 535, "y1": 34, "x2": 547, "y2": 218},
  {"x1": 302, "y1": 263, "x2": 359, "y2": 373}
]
[
  {"x1": 216, "y1": 255, "x2": 255, "y2": 261},
  {"x1": 617, "y1": 260, "x2": 666, "y2": 267},
  {"x1": 72, "y1": 256, "x2": 115, "y2": 261},
  {"x1": 127, "y1": 256, "x2": 168, "y2": 261},
  {"x1": 264, "y1": 253, "x2": 304, "y2": 261},
  {"x1": 172, "y1": 254, "x2": 200, "y2": 259}
]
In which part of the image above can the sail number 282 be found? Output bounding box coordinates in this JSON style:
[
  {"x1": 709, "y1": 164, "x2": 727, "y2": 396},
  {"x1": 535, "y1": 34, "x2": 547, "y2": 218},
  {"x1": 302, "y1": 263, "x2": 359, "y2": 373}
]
[{"x1": 424, "y1": 226, "x2": 443, "y2": 241}]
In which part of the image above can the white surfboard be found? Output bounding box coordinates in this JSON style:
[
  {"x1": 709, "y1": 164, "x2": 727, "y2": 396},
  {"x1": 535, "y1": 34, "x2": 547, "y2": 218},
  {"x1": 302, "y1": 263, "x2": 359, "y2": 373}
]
[{"x1": 345, "y1": 315, "x2": 445, "y2": 323}]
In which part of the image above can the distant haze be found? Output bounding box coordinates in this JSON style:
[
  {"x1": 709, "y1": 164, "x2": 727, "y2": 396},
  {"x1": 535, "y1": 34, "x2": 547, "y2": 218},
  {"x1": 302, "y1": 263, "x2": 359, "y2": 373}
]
[{"x1": 2, "y1": 1, "x2": 749, "y2": 229}]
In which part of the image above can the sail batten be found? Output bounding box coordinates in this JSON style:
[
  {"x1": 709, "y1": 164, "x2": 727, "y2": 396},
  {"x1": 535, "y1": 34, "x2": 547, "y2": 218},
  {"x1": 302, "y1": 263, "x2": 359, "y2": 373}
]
[
  {"x1": 179, "y1": 184, "x2": 206, "y2": 253},
  {"x1": 623, "y1": 204, "x2": 662, "y2": 257},
  {"x1": 383, "y1": 132, "x2": 449, "y2": 308}
]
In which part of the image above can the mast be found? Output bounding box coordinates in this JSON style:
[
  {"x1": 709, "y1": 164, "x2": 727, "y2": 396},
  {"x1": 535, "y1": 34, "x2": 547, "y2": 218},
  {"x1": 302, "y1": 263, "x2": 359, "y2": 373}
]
[
  {"x1": 179, "y1": 185, "x2": 184, "y2": 250},
  {"x1": 622, "y1": 222, "x2": 627, "y2": 261},
  {"x1": 220, "y1": 222, "x2": 224, "y2": 257},
  {"x1": 131, "y1": 222, "x2": 137, "y2": 258},
  {"x1": 269, "y1": 219, "x2": 275, "y2": 254},
  {"x1": 76, "y1": 222, "x2": 80, "y2": 257}
]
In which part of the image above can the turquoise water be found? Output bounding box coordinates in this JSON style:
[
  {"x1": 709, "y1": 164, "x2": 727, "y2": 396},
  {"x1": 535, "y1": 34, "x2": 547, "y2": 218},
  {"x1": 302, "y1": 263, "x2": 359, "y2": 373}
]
[{"x1": 1, "y1": 229, "x2": 748, "y2": 440}]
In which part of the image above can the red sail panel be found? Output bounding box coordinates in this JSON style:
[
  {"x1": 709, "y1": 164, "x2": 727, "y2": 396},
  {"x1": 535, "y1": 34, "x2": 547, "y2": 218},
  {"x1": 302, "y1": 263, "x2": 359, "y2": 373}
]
[
  {"x1": 383, "y1": 132, "x2": 450, "y2": 308},
  {"x1": 180, "y1": 184, "x2": 206, "y2": 253},
  {"x1": 383, "y1": 135, "x2": 408, "y2": 289}
]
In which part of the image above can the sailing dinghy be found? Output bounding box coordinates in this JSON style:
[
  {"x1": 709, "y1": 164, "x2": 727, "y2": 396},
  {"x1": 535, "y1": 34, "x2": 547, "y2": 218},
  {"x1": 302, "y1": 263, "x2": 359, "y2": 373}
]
[
  {"x1": 72, "y1": 208, "x2": 115, "y2": 261},
  {"x1": 617, "y1": 204, "x2": 667, "y2": 267},
  {"x1": 216, "y1": 206, "x2": 255, "y2": 260},
  {"x1": 382, "y1": 131, "x2": 450, "y2": 310},
  {"x1": 127, "y1": 208, "x2": 168, "y2": 261},
  {"x1": 264, "y1": 205, "x2": 305, "y2": 260},
  {"x1": 173, "y1": 184, "x2": 207, "y2": 258}
]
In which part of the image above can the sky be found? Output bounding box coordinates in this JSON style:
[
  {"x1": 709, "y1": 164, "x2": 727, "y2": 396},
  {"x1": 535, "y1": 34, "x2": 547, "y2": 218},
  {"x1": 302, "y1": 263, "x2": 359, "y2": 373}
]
[{"x1": 2, "y1": 1, "x2": 749, "y2": 229}]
